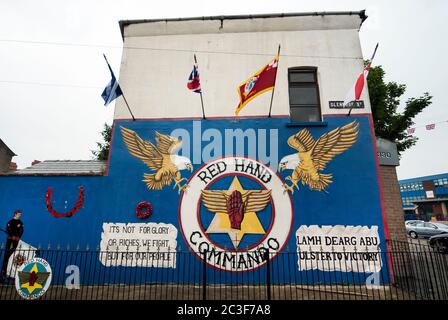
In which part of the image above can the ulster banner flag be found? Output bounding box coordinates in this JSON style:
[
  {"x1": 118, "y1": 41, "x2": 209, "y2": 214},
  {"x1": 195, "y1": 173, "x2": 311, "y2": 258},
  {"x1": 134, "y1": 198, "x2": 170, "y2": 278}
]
[{"x1": 235, "y1": 55, "x2": 279, "y2": 115}]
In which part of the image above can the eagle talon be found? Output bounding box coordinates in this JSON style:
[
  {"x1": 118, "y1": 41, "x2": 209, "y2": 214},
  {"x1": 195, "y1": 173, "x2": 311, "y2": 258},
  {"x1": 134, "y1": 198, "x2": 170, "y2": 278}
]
[
  {"x1": 285, "y1": 176, "x2": 300, "y2": 190},
  {"x1": 283, "y1": 176, "x2": 299, "y2": 194},
  {"x1": 180, "y1": 183, "x2": 190, "y2": 193},
  {"x1": 282, "y1": 183, "x2": 295, "y2": 194},
  {"x1": 174, "y1": 179, "x2": 189, "y2": 194},
  {"x1": 173, "y1": 178, "x2": 187, "y2": 189}
]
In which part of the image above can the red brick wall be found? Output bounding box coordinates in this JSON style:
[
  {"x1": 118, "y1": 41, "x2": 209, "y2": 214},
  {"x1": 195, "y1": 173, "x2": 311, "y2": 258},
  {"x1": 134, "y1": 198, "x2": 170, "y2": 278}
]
[
  {"x1": 379, "y1": 165, "x2": 408, "y2": 242},
  {"x1": 0, "y1": 144, "x2": 13, "y2": 173}
]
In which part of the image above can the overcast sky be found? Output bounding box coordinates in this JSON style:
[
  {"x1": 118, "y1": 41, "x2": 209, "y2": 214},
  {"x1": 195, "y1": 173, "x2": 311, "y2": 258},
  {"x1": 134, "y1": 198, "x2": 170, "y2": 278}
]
[{"x1": 0, "y1": 0, "x2": 447, "y2": 180}]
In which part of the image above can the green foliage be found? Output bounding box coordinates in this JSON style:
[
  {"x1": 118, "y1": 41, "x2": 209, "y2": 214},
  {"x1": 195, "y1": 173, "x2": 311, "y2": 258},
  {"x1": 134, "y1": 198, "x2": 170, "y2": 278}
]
[
  {"x1": 92, "y1": 123, "x2": 112, "y2": 161},
  {"x1": 367, "y1": 64, "x2": 432, "y2": 154}
]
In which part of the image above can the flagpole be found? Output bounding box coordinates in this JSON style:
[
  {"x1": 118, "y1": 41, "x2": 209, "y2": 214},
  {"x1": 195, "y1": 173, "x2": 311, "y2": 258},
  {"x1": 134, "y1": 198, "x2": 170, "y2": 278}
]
[
  {"x1": 370, "y1": 42, "x2": 379, "y2": 61},
  {"x1": 121, "y1": 93, "x2": 136, "y2": 121},
  {"x1": 268, "y1": 44, "x2": 281, "y2": 118},
  {"x1": 194, "y1": 54, "x2": 206, "y2": 119},
  {"x1": 347, "y1": 43, "x2": 379, "y2": 116},
  {"x1": 103, "y1": 54, "x2": 136, "y2": 121}
]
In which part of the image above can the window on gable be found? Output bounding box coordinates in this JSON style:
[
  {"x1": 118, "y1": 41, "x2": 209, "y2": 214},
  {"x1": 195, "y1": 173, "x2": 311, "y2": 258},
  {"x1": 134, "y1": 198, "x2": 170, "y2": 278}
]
[{"x1": 288, "y1": 67, "x2": 321, "y2": 122}]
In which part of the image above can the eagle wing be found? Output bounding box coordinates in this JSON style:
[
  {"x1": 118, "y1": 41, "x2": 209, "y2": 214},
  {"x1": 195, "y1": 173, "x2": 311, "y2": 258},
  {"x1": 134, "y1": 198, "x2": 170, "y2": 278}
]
[
  {"x1": 310, "y1": 121, "x2": 359, "y2": 171},
  {"x1": 242, "y1": 190, "x2": 272, "y2": 212},
  {"x1": 36, "y1": 272, "x2": 51, "y2": 284},
  {"x1": 287, "y1": 128, "x2": 316, "y2": 152},
  {"x1": 120, "y1": 126, "x2": 163, "y2": 171},
  {"x1": 201, "y1": 190, "x2": 228, "y2": 213},
  {"x1": 18, "y1": 271, "x2": 30, "y2": 283},
  {"x1": 155, "y1": 132, "x2": 182, "y2": 154}
]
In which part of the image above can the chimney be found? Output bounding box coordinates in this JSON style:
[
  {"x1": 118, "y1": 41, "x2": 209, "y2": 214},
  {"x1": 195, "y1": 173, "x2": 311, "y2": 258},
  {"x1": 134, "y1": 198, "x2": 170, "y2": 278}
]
[
  {"x1": 9, "y1": 162, "x2": 17, "y2": 171},
  {"x1": 32, "y1": 160, "x2": 41, "y2": 166}
]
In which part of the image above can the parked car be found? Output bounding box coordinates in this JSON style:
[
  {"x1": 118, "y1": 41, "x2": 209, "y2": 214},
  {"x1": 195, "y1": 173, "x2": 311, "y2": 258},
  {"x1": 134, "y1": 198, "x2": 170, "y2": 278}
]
[
  {"x1": 429, "y1": 233, "x2": 448, "y2": 253},
  {"x1": 405, "y1": 220, "x2": 448, "y2": 239}
]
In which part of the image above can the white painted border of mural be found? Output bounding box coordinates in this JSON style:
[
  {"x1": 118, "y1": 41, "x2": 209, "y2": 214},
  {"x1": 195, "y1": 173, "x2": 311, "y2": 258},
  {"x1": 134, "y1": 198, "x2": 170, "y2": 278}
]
[
  {"x1": 296, "y1": 225, "x2": 383, "y2": 273},
  {"x1": 100, "y1": 222, "x2": 178, "y2": 268}
]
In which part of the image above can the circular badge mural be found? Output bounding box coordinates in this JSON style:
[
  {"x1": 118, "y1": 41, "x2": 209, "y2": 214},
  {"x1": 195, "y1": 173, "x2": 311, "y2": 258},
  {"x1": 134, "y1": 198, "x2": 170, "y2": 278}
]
[
  {"x1": 15, "y1": 257, "x2": 52, "y2": 300},
  {"x1": 244, "y1": 76, "x2": 258, "y2": 97},
  {"x1": 179, "y1": 157, "x2": 293, "y2": 272}
]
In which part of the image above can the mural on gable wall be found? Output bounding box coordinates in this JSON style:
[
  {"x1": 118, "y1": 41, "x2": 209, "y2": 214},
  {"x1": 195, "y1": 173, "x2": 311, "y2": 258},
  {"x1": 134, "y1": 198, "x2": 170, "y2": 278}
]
[{"x1": 0, "y1": 116, "x2": 387, "y2": 283}]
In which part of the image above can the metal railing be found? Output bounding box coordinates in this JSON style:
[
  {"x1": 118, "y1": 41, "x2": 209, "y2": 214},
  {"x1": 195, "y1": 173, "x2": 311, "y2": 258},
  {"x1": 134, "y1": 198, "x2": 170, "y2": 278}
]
[
  {"x1": 0, "y1": 240, "x2": 447, "y2": 300},
  {"x1": 387, "y1": 239, "x2": 448, "y2": 300}
]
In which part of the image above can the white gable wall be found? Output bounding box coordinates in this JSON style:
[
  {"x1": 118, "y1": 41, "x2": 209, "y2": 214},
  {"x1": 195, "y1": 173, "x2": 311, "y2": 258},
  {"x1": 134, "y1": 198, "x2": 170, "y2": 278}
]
[{"x1": 114, "y1": 14, "x2": 370, "y2": 119}]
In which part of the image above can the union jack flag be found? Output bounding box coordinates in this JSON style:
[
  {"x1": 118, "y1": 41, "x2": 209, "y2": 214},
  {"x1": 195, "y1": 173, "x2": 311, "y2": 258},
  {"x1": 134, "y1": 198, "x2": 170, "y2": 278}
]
[{"x1": 187, "y1": 64, "x2": 201, "y2": 93}]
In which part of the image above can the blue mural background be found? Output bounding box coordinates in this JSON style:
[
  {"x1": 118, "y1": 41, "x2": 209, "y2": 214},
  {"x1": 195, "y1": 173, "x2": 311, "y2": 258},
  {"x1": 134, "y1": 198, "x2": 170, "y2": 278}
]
[{"x1": 0, "y1": 115, "x2": 389, "y2": 284}]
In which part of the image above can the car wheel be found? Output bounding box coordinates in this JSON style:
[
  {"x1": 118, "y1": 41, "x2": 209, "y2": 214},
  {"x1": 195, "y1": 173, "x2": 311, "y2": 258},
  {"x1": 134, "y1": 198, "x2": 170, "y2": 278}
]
[{"x1": 409, "y1": 231, "x2": 418, "y2": 239}]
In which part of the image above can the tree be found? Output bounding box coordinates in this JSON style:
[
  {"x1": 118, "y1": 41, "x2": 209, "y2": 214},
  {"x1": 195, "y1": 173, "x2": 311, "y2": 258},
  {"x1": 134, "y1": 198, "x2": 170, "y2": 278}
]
[
  {"x1": 92, "y1": 123, "x2": 112, "y2": 161},
  {"x1": 367, "y1": 64, "x2": 432, "y2": 154}
]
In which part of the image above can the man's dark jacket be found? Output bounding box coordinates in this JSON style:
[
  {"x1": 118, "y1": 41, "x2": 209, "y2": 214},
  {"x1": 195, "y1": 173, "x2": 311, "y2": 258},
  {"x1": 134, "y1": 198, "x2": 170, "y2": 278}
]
[{"x1": 6, "y1": 218, "x2": 24, "y2": 241}]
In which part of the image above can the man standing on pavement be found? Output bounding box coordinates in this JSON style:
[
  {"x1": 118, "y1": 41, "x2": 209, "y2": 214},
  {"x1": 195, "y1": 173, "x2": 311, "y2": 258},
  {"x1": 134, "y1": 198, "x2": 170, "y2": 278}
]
[{"x1": 0, "y1": 209, "x2": 24, "y2": 282}]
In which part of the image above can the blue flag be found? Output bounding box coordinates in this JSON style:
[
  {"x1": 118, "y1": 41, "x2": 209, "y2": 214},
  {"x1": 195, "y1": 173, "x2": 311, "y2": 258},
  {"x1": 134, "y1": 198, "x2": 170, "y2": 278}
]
[{"x1": 101, "y1": 54, "x2": 123, "y2": 106}]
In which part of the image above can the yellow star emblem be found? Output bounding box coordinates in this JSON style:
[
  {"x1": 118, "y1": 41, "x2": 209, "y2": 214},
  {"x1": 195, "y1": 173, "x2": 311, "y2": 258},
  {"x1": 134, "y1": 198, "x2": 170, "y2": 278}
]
[
  {"x1": 201, "y1": 177, "x2": 272, "y2": 248},
  {"x1": 18, "y1": 263, "x2": 50, "y2": 295},
  {"x1": 20, "y1": 264, "x2": 43, "y2": 294}
]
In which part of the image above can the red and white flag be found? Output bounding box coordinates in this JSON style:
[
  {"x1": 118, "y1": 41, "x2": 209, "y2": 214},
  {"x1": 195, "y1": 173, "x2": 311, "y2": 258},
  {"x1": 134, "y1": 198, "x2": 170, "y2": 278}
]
[
  {"x1": 407, "y1": 128, "x2": 415, "y2": 134},
  {"x1": 426, "y1": 124, "x2": 435, "y2": 130},
  {"x1": 344, "y1": 43, "x2": 379, "y2": 108},
  {"x1": 343, "y1": 61, "x2": 371, "y2": 107}
]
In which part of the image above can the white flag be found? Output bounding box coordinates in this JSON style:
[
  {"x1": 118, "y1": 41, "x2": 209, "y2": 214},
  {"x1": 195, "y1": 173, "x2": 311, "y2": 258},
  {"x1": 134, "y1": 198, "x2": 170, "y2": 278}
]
[{"x1": 6, "y1": 240, "x2": 36, "y2": 278}]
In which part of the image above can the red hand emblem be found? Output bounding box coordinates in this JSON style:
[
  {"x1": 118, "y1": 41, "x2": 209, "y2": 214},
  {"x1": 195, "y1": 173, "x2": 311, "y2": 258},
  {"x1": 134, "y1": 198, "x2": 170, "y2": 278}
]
[{"x1": 227, "y1": 190, "x2": 245, "y2": 230}]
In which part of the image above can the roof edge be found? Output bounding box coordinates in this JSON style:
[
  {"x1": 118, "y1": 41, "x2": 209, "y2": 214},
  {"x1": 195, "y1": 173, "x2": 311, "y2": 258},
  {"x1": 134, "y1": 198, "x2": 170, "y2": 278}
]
[
  {"x1": 0, "y1": 139, "x2": 17, "y2": 157},
  {"x1": 119, "y1": 10, "x2": 367, "y2": 41},
  {"x1": 0, "y1": 172, "x2": 105, "y2": 177}
]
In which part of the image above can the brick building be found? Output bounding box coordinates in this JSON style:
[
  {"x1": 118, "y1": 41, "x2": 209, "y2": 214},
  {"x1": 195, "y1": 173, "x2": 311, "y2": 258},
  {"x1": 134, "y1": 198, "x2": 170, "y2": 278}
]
[
  {"x1": 0, "y1": 139, "x2": 16, "y2": 173},
  {"x1": 400, "y1": 173, "x2": 448, "y2": 221},
  {"x1": 376, "y1": 138, "x2": 407, "y2": 242}
]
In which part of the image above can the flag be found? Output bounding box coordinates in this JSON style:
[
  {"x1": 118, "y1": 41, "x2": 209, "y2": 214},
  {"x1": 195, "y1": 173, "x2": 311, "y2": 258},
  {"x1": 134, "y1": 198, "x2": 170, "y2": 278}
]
[
  {"x1": 426, "y1": 123, "x2": 435, "y2": 130},
  {"x1": 407, "y1": 128, "x2": 415, "y2": 134},
  {"x1": 101, "y1": 54, "x2": 123, "y2": 106},
  {"x1": 235, "y1": 55, "x2": 279, "y2": 115},
  {"x1": 6, "y1": 240, "x2": 36, "y2": 279},
  {"x1": 187, "y1": 64, "x2": 201, "y2": 93},
  {"x1": 343, "y1": 61, "x2": 371, "y2": 107}
]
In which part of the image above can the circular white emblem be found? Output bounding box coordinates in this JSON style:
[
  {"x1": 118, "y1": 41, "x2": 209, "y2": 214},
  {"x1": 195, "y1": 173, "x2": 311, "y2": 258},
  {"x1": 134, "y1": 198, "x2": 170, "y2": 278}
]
[
  {"x1": 179, "y1": 157, "x2": 293, "y2": 272},
  {"x1": 244, "y1": 76, "x2": 258, "y2": 96},
  {"x1": 15, "y1": 257, "x2": 52, "y2": 300}
]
